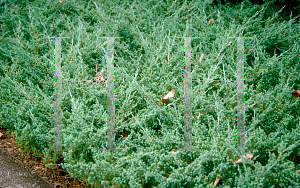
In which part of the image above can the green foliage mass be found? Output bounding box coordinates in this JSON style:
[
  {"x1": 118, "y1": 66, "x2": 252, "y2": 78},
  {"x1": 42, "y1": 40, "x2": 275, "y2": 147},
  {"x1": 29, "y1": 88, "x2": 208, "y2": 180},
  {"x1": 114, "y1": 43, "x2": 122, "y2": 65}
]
[{"x1": 0, "y1": 0, "x2": 300, "y2": 187}]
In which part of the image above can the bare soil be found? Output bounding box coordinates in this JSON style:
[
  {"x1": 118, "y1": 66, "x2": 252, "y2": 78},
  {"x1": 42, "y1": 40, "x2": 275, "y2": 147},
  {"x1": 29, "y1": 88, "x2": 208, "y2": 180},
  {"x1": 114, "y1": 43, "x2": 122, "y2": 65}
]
[{"x1": 0, "y1": 127, "x2": 94, "y2": 188}]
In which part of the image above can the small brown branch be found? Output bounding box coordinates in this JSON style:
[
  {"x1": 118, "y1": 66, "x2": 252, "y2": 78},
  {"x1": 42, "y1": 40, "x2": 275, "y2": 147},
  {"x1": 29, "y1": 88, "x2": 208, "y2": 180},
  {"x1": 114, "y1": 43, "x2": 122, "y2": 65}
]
[
  {"x1": 62, "y1": 96, "x2": 67, "y2": 110},
  {"x1": 141, "y1": 88, "x2": 156, "y2": 105},
  {"x1": 31, "y1": 23, "x2": 38, "y2": 40},
  {"x1": 154, "y1": 56, "x2": 158, "y2": 65},
  {"x1": 226, "y1": 86, "x2": 231, "y2": 102},
  {"x1": 148, "y1": 135, "x2": 155, "y2": 145},
  {"x1": 109, "y1": 157, "x2": 115, "y2": 165},
  {"x1": 101, "y1": 14, "x2": 108, "y2": 28},
  {"x1": 23, "y1": 90, "x2": 36, "y2": 104},
  {"x1": 277, "y1": 149, "x2": 287, "y2": 160},
  {"x1": 200, "y1": 106, "x2": 217, "y2": 114},
  {"x1": 265, "y1": 175, "x2": 276, "y2": 185},
  {"x1": 38, "y1": 78, "x2": 45, "y2": 86}
]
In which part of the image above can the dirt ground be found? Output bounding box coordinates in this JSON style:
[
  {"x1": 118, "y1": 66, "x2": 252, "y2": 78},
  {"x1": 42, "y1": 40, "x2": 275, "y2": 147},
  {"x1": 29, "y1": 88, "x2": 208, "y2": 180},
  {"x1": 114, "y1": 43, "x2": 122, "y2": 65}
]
[{"x1": 0, "y1": 127, "x2": 94, "y2": 188}]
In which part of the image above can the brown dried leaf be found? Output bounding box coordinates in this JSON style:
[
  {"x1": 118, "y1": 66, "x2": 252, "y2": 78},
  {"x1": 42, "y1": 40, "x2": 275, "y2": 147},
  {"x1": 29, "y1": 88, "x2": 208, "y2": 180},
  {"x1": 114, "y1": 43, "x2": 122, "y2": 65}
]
[
  {"x1": 292, "y1": 89, "x2": 300, "y2": 99},
  {"x1": 161, "y1": 88, "x2": 175, "y2": 104},
  {"x1": 84, "y1": 70, "x2": 105, "y2": 83},
  {"x1": 118, "y1": 130, "x2": 128, "y2": 140},
  {"x1": 279, "y1": 99, "x2": 282, "y2": 106},
  {"x1": 161, "y1": 94, "x2": 169, "y2": 104},
  {"x1": 214, "y1": 174, "x2": 222, "y2": 187},
  {"x1": 199, "y1": 53, "x2": 205, "y2": 63},
  {"x1": 233, "y1": 154, "x2": 254, "y2": 164},
  {"x1": 245, "y1": 48, "x2": 254, "y2": 54},
  {"x1": 82, "y1": 69, "x2": 107, "y2": 89},
  {"x1": 100, "y1": 69, "x2": 105, "y2": 75},
  {"x1": 227, "y1": 41, "x2": 233, "y2": 47}
]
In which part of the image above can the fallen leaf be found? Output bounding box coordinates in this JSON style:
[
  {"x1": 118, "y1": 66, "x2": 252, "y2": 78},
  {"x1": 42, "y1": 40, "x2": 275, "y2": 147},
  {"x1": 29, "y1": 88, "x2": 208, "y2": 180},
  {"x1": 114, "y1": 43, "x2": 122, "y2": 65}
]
[
  {"x1": 100, "y1": 69, "x2": 104, "y2": 75},
  {"x1": 292, "y1": 89, "x2": 300, "y2": 99},
  {"x1": 245, "y1": 48, "x2": 254, "y2": 54},
  {"x1": 199, "y1": 53, "x2": 205, "y2": 63},
  {"x1": 83, "y1": 69, "x2": 106, "y2": 89},
  {"x1": 214, "y1": 174, "x2": 222, "y2": 187},
  {"x1": 209, "y1": 19, "x2": 214, "y2": 24},
  {"x1": 234, "y1": 154, "x2": 254, "y2": 164},
  {"x1": 227, "y1": 41, "x2": 233, "y2": 47},
  {"x1": 161, "y1": 88, "x2": 175, "y2": 104},
  {"x1": 279, "y1": 99, "x2": 282, "y2": 106},
  {"x1": 118, "y1": 129, "x2": 128, "y2": 140}
]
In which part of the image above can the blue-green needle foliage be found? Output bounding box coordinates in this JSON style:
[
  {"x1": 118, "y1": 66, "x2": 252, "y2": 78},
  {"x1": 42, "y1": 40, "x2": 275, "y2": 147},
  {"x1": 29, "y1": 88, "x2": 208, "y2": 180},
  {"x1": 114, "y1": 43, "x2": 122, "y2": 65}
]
[{"x1": 0, "y1": 0, "x2": 300, "y2": 187}]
